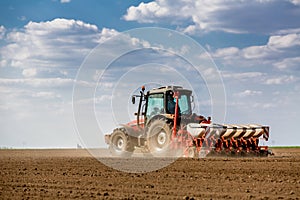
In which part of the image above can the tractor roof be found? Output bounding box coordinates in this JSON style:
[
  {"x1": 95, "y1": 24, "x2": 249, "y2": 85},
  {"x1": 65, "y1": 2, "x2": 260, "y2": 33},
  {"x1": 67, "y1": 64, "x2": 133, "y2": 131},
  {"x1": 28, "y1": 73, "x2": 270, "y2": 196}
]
[{"x1": 148, "y1": 86, "x2": 192, "y2": 95}]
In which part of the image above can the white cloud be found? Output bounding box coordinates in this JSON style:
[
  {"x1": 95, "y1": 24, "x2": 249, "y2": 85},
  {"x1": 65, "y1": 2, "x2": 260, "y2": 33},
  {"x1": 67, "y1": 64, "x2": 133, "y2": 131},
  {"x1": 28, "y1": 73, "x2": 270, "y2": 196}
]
[
  {"x1": 252, "y1": 102, "x2": 276, "y2": 109},
  {"x1": 0, "y1": 59, "x2": 7, "y2": 67},
  {"x1": 60, "y1": 0, "x2": 71, "y2": 3},
  {"x1": 32, "y1": 91, "x2": 61, "y2": 99},
  {"x1": 289, "y1": 0, "x2": 300, "y2": 5},
  {"x1": 98, "y1": 28, "x2": 119, "y2": 43},
  {"x1": 242, "y1": 45, "x2": 271, "y2": 59},
  {"x1": 22, "y1": 68, "x2": 37, "y2": 77},
  {"x1": 0, "y1": 19, "x2": 134, "y2": 82},
  {"x1": 213, "y1": 37, "x2": 299, "y2": 90},
  {"x1": 264, "y1": 75, "x2": 296, "y2": 85},
  {"x1": 124, "y1": 2, "x2": 164, "y2": 23},
  {"x1": 214, "y1": 32, "x2": 300, "y2": 60},
  {"x1": 1, "y1": 18, "x2": 103, "y2": 75},
  {"x1": 268, "y1": 33, "x2": 300, "y2": 49},
  {"x1": 24, "y1": 18, "x2": 98, "y2": 33},
  {"x1": 124, "y1": 0, "x2": 226, "y2": 32},
  {"x1": 274, "y1": 57, "x2": 300, "y2": 70},
  {"x1": 214, "y1": 47, "x2": 239, "y2": 58},
  {"x1": 124, "y1": 0, "x2": 300, "y2": 34},
  {"x1": 211, "y1": 32, "x2": 300, "y2": 74},
  {"x1": 234, "y1": 90, "x2": 262, "y2": 97},
  {"x1": 0, "y1": 25, "x2": 6, "y2": 39},
  {"x1": 0, "y1": 78, "x2": 74, "y2": 87},
  {"x1": 275, "y1": 28, "x2": 300, "y2": 35},
  {"x1": 222, "y1": 71, "x2": 264, "y2": 81}
]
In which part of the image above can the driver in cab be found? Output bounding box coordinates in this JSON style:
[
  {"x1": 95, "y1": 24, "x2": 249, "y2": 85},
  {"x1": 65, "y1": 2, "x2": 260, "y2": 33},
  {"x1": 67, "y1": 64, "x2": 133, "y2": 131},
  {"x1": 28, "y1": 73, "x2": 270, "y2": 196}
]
[{"x1": 167, "y1": 95, "x2": 180, "y2": 115}]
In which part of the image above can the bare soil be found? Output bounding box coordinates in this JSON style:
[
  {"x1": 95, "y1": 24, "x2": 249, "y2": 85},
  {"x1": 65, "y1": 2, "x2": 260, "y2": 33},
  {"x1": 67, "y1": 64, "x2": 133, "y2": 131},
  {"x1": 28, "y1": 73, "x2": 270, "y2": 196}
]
[{"x1": 0, "y1": 148, "x2": 299, "y2": 199}]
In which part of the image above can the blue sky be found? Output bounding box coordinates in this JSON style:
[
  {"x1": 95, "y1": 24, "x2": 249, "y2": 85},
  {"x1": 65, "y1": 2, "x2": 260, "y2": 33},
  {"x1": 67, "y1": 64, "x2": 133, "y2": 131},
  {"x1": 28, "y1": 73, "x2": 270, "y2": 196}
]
[{"x1": 0, "y1": 0, "x2": 300, "y2": 148}]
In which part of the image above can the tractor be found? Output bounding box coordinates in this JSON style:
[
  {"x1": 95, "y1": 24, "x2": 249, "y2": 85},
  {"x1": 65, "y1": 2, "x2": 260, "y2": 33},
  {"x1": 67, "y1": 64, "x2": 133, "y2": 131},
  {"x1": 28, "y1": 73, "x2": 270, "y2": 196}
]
[{"x1": 105, "y1": 86, "x2": 271, "y2": 157}]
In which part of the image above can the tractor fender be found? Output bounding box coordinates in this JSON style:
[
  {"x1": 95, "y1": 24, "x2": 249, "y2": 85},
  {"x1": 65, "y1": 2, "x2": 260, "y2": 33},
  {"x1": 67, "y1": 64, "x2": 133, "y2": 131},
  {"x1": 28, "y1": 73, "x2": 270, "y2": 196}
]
[
  {"x1": 146, "y1": 114, "x2": 173, "y2": 129},
  {"x1": 119, "y1": 124, "x2": 139, "y2": 135}
]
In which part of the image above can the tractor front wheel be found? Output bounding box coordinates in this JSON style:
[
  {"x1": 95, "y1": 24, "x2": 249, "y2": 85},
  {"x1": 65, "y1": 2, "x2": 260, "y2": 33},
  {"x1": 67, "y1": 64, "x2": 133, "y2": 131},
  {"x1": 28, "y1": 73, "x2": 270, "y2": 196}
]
[{"x1": 109, "y1": 129, "x2": 134, "y2": 157}]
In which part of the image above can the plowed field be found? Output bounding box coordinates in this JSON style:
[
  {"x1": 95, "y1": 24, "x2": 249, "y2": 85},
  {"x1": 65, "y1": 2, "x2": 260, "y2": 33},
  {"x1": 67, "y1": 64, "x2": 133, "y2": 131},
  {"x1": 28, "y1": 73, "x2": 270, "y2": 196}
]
[{"x1": 0, "y1": 148, "x2": 299, "y2": 199}]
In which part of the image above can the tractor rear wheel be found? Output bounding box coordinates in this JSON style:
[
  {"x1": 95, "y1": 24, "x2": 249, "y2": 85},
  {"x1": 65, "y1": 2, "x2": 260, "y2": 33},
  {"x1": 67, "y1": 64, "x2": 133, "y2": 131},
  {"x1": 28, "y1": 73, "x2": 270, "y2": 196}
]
[
  {"x1": 147, "y1": 119, "x2": 172, "y2": 156},
  {"x1": 109, "y1": 129, "x2": 134, "y2": 157}
]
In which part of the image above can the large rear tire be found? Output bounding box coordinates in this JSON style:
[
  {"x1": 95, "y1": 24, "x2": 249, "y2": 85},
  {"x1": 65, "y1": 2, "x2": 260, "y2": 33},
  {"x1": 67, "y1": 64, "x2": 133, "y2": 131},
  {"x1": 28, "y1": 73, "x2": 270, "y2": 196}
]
[
  {"x1": 147, "y1": 119, "x2": 172, "y2": 156},
  {"x1": 109, "y1": 129, "x2": 134, "y2": 157}
]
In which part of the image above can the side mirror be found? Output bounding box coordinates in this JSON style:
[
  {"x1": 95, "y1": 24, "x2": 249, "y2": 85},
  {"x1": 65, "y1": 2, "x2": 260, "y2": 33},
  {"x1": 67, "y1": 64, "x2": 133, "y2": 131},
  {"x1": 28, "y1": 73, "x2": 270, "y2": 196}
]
[{"x1": 132, "y1": 96, "x2": 135, "y2": 104}]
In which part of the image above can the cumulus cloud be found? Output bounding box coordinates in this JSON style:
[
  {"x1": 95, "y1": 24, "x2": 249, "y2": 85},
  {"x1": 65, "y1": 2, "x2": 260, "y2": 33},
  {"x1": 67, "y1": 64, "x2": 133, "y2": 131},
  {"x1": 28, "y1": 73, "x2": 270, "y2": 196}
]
[
  {"x1": 124, "y1": 0, "x2": 300, "y2": 34},
  {"x1": 0, "y1": 18, "x2": 104, "y2": 75},
  {"x1": 242, "y1": 45, "x2": 270, "y2": 59},
  {"x1": 211, "y1": 32, "x2": 300, "y2": 72},
  {"x1": 98, "y1": 28, "x2": 120, "y2": 43},
  {"x1": 268, "y1": 33, "x2": 300, "y2": 49},
  {"x1": 124, "y1": 1, "x2": 169, "y2": 23},
  {"x1": 214, "y1": 47, "x2": 239, "y2": 59},
  {"x1": 0, "y1": 18, "x2": 151, "y2": 80},
  {"x1": 0, "y1": 18, "x2": 160, "y2": 111}
]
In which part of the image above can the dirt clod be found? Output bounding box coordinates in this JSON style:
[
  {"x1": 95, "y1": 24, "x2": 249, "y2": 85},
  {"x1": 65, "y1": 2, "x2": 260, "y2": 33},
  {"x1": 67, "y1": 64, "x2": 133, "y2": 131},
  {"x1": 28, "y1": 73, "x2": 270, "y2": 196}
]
[{"x1": 103, "y1": 192, "x2": 109, "y2": 196}]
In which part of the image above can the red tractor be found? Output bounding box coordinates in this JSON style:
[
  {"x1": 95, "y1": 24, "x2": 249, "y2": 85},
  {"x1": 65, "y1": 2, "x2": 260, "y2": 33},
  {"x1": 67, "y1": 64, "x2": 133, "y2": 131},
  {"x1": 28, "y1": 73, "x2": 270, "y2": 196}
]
[{"x1": 105, "y1": 86, "x2": 271, "y2": 157}]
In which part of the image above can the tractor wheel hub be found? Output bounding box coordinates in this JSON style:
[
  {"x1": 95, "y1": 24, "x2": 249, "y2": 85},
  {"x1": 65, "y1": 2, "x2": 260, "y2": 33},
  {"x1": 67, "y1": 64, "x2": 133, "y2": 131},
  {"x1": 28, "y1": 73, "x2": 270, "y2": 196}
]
[
  {"x1": 157, "y1": 131, "x2": 167, "y2": 146},
  {"x1": 117, "y1": 138, "x2": 124, "y2": 149}
]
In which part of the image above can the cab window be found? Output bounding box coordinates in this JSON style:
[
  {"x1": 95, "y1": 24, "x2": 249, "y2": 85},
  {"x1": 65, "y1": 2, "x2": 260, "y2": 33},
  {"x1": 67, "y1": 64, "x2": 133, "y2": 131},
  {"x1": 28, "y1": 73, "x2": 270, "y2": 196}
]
[{"x1": 146, "y1": 93, "x2": 164, "y2": 118}]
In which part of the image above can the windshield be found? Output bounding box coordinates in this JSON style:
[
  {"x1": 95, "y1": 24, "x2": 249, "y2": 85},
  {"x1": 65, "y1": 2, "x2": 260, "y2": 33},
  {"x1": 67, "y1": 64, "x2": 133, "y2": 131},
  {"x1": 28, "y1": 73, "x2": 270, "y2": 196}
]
[{"x1": 146, "y1": 93, "x2": 164, "y2": 118}]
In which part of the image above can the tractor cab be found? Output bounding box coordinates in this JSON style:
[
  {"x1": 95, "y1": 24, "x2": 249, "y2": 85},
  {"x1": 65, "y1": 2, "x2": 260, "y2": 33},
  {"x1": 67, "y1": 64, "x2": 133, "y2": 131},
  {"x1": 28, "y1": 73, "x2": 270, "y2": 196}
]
[{"x1": 132, "y1": 86, "x2": 193, "y2": 126}]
